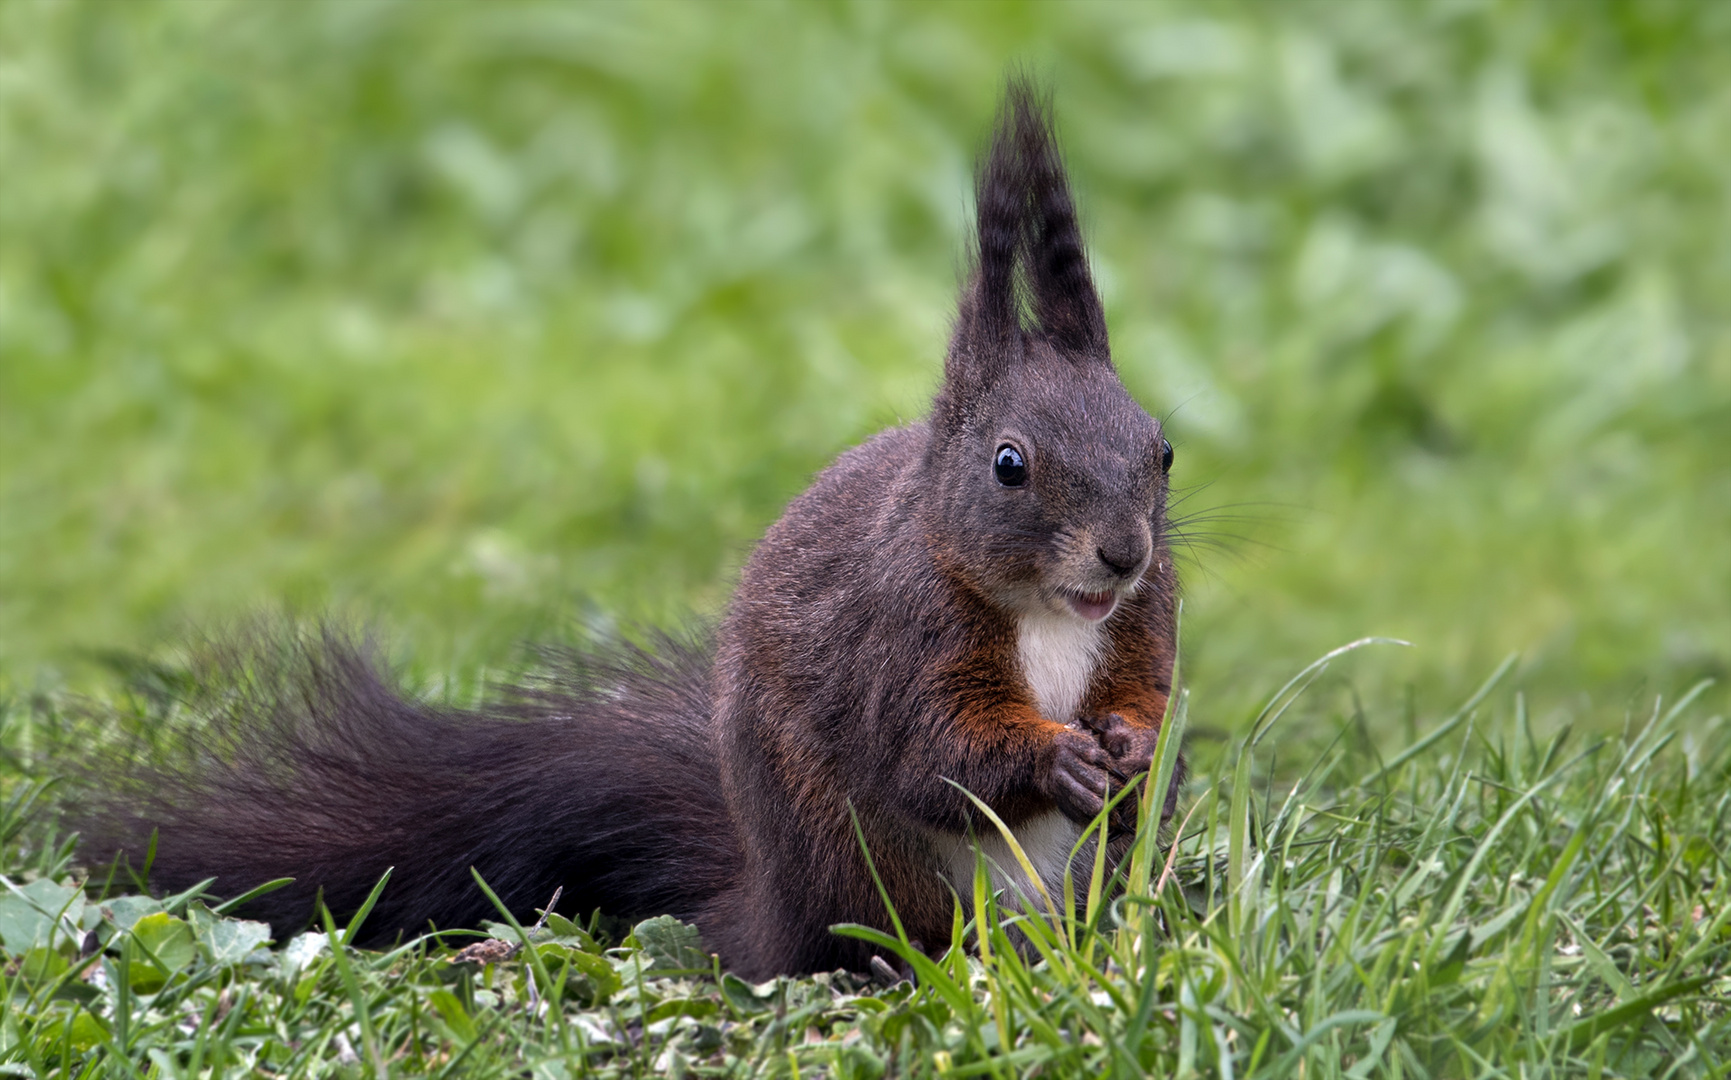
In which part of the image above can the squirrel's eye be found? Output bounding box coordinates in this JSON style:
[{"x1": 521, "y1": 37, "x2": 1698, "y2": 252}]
[
  {"x1": 993, "y1": 444, "x2": 1027, "y2": 487},
  {"x1": 1159, "y1": 438, "x2": 1174, "y2": 474}
]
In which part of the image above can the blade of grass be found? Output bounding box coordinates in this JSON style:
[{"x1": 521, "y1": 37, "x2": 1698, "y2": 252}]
[
  {"x1": 945, "y1": 780, "x2": 1064, "y2": 926},
  {"x1": 1248, "y1": 638, "x2": 1410, "y2": 749},
  {"x1": 1359, "y1": 653, "x2": 1519, "y2": 788},
  {"x1": 469, "y1": 868, "x2": 564, "y2": 1028},
  {"x1": 318, "y1": 902, "x2": 387, "y2": 1077},
  {"x1": 340, "y1": 867, "x2": 394, "y2": 946},
  {"x1": 212, "y1": 877, "x2": 295, "y2": 916},
  {"x1": 1423, "y1": 744, "x2": 1597, "y2": 968}
]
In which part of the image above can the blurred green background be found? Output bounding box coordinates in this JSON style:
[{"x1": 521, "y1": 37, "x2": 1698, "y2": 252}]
[{"x1": 2, "y1": 0, "x2": 1726, "y2": 728}]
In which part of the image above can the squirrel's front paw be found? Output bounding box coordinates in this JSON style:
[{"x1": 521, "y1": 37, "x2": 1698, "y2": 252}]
[
  {"x1": 1079, "y1": 712, "x2": 1186, "y2": 827},
  {"x1": 1078, "y1": 712, "x2": 1158, "y2": 778},
  {"x1": 1040, "y1": 729, "x2": 1116, "y2": 823}
]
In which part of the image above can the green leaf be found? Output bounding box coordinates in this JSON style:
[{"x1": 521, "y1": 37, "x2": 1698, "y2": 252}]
[
  {"x1": 186, "y1": 900, "x2": 273, "y2": 969},
  {"x1": 131, "y1": 912, "x2": 196, "y2": 968},
  {"x1": 631, "y1": 914, "x2": 709, "y2": 972},
  {"x1": 0, "y1": 879, "x2": 84, "y2": 954},
  {"x1": 562, "y1": 949, "x2": 620, "y2": 1005},
  {"x1": 648, "y1": 998, "x2": 718, "y2": 1023},
  {"x1": 101, "y1": 895, "x2": 166, "y2": 931},
  {"x1": 199, "y1": 914, "x2": 273, "y2": 965},
  {"x1": 65, "y1": 1010, "x2": 107, "y2": 1053},
  {"x1": 483, "y1": 919, "x2": 535, "y2": 943},
  {"x1": 721, "y1": 973, "x2": 779, "y2": 1016},
  {"x1": 29, "y1": 1008, "x2": 107, "y2": 1057},
  {"x1": 544, "y1": 913, "x2": 602, "y2": 953},
  {"x1": 280, "y1": 931, "x2": 329, "y2": 977},
  {"x1": 830, "y1": 924, "x2": 975, "y2": 1018},
  {"x1": 20, "y1": 946, "x2": 68, "y2": 983},
  {"x1": 127, "y1": 911, "x2": 196, "y2": 990},
  {"x1": 429, "y1": 988, "x2": 478, "y2": 1045}
]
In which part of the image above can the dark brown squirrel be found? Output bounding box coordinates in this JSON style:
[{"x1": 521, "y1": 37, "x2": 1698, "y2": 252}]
[{"x1": 75, "y1": 80, "x2": 1184, "y2": 980}]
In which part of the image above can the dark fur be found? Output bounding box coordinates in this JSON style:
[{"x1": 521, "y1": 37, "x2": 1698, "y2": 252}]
[
  {"x1": 76, "y1": 629, "x2": 736, "y2": 943},
  {"x1": 74, "y1": 80, "x2": 1183, "y2": 979}
]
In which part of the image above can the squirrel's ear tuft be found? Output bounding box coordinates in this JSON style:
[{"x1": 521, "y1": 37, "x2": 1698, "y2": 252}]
[{"x1": 945, "y1": 77, "x2": 1109, "y2": 395}]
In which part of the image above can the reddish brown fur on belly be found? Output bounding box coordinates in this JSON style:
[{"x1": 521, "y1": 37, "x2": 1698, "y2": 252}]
[
  {"x1": 936, "y1": 625, "x2": 1068, "y2": 750},
  {"x1": 951, "y1": 699, "x2": 1069, "y2": 755}
]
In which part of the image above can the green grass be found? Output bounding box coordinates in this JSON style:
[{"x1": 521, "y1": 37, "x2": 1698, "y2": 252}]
[
  {"x1": 2, "y1": 654, "x2": 1727, "y2": 1077},
  {"x1": 2, "y1": 1, "x2": 1729, "y2": 1075}
]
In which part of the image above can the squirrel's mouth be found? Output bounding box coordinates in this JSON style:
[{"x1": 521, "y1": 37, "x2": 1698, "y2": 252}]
[{"x1": 1062, "y1": 588, "x2": 1118, "y2": 622}]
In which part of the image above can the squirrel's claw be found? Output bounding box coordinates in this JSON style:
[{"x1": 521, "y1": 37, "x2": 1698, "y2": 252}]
[{"x1": 1076, "y1": 711, "x2": 1118, "y2": 737}]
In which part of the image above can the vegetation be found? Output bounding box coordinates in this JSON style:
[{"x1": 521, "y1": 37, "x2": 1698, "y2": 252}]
[
  {"x1": 1, "y1": 0, "x2": 1726, "y2": 1075},
  {"x1": 3, "y1": 652, "x2": 1727, "y2": 1076}
]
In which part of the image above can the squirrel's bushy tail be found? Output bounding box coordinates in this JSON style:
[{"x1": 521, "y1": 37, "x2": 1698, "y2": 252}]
[{"x1": 71, "y1": 626, "x2": 737, "y2": 945}]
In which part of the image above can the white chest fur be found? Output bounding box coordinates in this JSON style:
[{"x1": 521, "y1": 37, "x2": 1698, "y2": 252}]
[
  {"x1": 931, "y1": 613, "x2": 1104, "y2": 907},
  {"x1": 937, "y1": 808, "x2": 1086, "y2": 906},
  {"x1": 1016, "y1": 612, "x2": 1105, "y2": 724}
]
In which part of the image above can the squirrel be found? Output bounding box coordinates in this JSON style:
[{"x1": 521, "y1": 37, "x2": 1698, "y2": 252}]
[{"x1": 75, "y1": 80, "x2": 1184, "y2": 980}]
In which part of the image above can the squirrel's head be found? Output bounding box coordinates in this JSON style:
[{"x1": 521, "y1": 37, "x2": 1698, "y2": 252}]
[{"x1": 926, "y1": 80, "x2": 1172, "y2": 625}]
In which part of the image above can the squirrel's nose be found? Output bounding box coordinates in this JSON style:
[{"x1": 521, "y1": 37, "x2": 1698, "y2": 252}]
[{"x1": 1096, "y1": 541, "x2": 1148, "y2": 578}]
